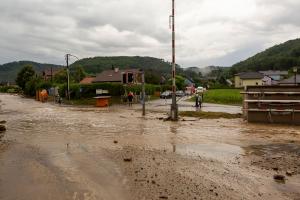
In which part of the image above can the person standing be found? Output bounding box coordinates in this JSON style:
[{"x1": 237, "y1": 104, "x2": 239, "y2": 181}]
[
  {"x1": 128, "y1": 91, "x2": 134, "y2": 107},
  {"x1": 199, "y1": 94, "x2": 203, "y2": 108},
  {"x1": 195, "y1": 94, "x2": 199, "y2": 108}
]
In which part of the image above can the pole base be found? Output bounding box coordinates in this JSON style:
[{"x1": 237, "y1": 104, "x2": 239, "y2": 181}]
[{"x1": 170, "y1": 104, "x2": 178, "y2": 121}]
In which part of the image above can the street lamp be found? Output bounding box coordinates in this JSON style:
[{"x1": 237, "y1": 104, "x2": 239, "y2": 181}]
[
  {"x1": 293, "y1": 67, "x2": 298, "y2": 85},
  {"x1": 65, "y1": 54, "x2": 79, "y2": 100},
  {"x1": 170, "y1": 0, "x2": 178, "y2": 121}
]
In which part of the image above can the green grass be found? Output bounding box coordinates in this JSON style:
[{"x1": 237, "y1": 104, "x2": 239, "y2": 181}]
[
  {"x1": 190, "y1": 89, "x2": 243, "y2": 105},
  {"x1": 180, "y1": 111, "x2": 242, "y2": 119}
]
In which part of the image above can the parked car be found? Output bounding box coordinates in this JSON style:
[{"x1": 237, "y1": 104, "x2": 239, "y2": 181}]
[
  {"x1": 176, "y1": 90, "x2": 185, "y2": 97},
  {"x1": 160, "y1": 90, "x2": 172, "y2": 99},
  {"x1": 196, "y1": 86, "x2": 205, "y2": 93}
]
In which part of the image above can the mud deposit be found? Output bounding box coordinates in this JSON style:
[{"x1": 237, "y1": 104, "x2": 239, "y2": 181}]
[{"x1": 0, "y1": 94, "x2": 300, "y2": 200}]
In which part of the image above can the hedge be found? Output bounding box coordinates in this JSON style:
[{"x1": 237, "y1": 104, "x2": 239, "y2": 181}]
[
  {"x1": 0, "y1": 86, "x2": 22, "y2": 93},
  {"x1": 58, "y1": 83, "x2": 171, "y2": 99}
]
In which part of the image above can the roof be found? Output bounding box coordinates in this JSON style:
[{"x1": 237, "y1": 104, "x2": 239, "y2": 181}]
[
  {"x1": 259, "y1": 70, "x2": 288, "y2": 76},
  {"x1": 80, "y1": 77, "x2": 95, "y2": 84},
  {"x1": 279, "y1": 75, "x2": 300, "y2": 84},
  {"x1": 93, "y1": 68, "x2": 140, "y2": 83},
  {"x1": 236, "y1": 72, "x2": 264, "y2": 79}
]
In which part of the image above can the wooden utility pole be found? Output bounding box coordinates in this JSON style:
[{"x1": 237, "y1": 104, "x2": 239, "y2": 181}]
[
  {"x1": 66, "y1": 54, "x2": 70, "y2": 100},
  {"x1": 170, "y1": 0, "x2": 178, "y2": 120},
  {"x1": 65, "y1": 54, "x2": 80, "y2": 101},
  {"x1": 142, "y1": 70, "x2": 146, "y2": 116}
]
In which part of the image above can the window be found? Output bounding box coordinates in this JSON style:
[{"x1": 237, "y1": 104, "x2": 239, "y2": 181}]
[{"x1": 128, "y1": 73, "x2": 134, "y2": 83}]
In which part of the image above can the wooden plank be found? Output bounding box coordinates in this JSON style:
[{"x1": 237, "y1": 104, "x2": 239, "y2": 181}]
[
  {"x1": 243, "y1": 109, "x2": 300, "y2": 112},
  {"x1": 93, "y1": 96, "x2": 111, "y2": 99},
  {"x1": 245, "y1": 99, "x2": 300, "y2": 103},
  {"x1": 241, "y1": 92, "x2": 300, "y2": 95}
]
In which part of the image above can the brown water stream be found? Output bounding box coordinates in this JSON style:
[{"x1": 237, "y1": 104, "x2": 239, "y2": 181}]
[{"x1": 0, "y1": 94, "x2": 299, "y2": 200}]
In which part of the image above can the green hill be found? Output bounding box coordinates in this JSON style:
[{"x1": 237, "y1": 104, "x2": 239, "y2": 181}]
[
  {"x1": 72, "y1": 56, "x2": 181, "y2": 75},
  {"x1": 231, "y1": 38, "x2": 300, "y2": 73},
  {"x1": 0, "y1": 61, "x2": 62, "y2": 83},
  {"x1": 0, "y1": 57, "x2": 181, "y2": 84}
]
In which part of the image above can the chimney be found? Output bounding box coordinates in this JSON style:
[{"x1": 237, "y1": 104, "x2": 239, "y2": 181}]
[{"x1": 114, "y1": 68, "x2": 119, "y2": 73}]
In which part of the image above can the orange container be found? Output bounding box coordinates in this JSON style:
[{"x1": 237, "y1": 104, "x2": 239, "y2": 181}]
[{"x1": 94, "y1": 96, "x2": 111, "y2": 107}]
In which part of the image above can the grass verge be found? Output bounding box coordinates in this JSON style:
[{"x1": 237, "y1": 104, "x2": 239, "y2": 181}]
[
  {"x1": 189, "y1": 89, "x2": 243, "y2": 105},
  {"x1": 179, "y1": 111, "x2": 242, "y2": 119}
]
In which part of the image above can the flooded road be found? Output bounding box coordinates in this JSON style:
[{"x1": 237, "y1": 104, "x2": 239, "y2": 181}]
[
  {"x1": 146, "y1": 97, "x2": 242, "y2": 114},
  {"x1": 0, "y1": 94, "x2": 300, "y2": 200}
]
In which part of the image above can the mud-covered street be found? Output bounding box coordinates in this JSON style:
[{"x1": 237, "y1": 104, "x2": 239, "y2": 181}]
[{"x1": 0, "y1": 94, "x2": 300, "y2": 200}]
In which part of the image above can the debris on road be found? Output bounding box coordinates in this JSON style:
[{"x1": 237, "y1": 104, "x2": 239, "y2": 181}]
[
  {"x1": 0, "y1": 124, "x2": 6, "y2": 132},
  {"x1": 123, "y1": 158, "x2": 133, "y2": 162},
  {"x1": 273, "y1": 174, "x2": 286, "y2": 183}
]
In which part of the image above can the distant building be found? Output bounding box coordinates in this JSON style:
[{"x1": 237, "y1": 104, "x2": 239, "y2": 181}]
[
  {"x1": 80, "y1": 76, "x2": 95, "y2": 84},
  {"x1": 234, "y1": 72, "x2": 264, "y2": 88},
  {"x1": 42, "y1": 68, "x2": 61, "y2": 81},
  {"x1": 261, "y1": 76, "x2": 277, "y2": 86},
  {"x1": 279, "y1": 74, "x2": 300, "y2": 85},
  {"x1": 259, "y1": 70, "x2": 288, "y2": 81},
  {"x1": 92, "y1": 68, "x2": 142, "y2": 84}
]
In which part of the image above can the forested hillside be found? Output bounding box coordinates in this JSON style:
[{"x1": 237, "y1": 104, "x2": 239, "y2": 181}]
[
  {"x1": 231, "y1": 38, "x2": 300, "y2": 74},
  {"x1": 72, "y1": 56, "x2": 181, "y2": 75},
  {"x1": 0, "y1": 61, "x2": 61, "y2": 83}
]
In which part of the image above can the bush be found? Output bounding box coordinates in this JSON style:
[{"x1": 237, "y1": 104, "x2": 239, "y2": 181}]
[
  {"x1": 58, "y1": 83, "x2": 125, "y2": 99},
  {"x1": 57, "y1": 83, "x2": 168, "y2": 99},
  {"x1": 0, "y1": 86, "x2": 22, "y2": 93}
]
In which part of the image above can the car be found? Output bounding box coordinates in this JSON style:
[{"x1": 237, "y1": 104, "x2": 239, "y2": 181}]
[
  {"x1": 196, "y1": 86, "x2": 204, "y2": 93},
  {"x1": 160, "y1": 90, "x2": 172, "y2": 99},
  {"x1": 176, "y1": 90, "x2": 185, "y2": 97}
]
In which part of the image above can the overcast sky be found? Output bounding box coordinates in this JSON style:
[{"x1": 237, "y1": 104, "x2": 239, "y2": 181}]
[{"x1": 1, "y1": 0, "x2": 300, "y2": 67}]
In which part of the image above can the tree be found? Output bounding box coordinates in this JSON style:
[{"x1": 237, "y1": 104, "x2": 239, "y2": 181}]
[
  {"x1": 15, "y1": 65, "x2": 36, "y2": 89},
  {"x1": 72, "y1": 66, "x2": 86, "y2": 83},
  {"x1": 53, "y1": 69, "x2": 67, "y2": 84},
  {"x1": 24, "y1": 76, "x2": 41, "y2": 96},
  {"x1": 168, "y1": 75, "x2": 186, "y2": 90}
]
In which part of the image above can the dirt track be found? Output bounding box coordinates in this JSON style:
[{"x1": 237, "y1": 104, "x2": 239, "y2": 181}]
[{"x1": 0, "y1": 94, "x2": 300, "y2": 200}]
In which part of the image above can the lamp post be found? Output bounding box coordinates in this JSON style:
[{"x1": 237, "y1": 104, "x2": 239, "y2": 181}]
[
  {"x1": 65, "y1": 54, "x2": 79, "y2": 100},
  {"x1": 293, "y1": 67, "x2": 298, "y2": 85},
  {"x1": 170, "y1": 0, "x2": 178, "y2": 121}
]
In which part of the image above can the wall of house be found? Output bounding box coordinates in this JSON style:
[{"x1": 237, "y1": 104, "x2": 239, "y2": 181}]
[
  {"x1": 234, "y1": 76, "x2": 242, "y2": 88},
  {"x1": 241, "y1": 79, "x2": 263, "y2": 87}
]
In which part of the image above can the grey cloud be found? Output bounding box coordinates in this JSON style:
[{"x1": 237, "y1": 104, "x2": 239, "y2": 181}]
[{"x1": 0, "y1": 0, "x2": 299, "y2": 68}]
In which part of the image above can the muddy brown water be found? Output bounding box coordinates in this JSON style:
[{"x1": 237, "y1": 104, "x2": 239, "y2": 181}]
[{"x1": 0, "y1": 94, "x2": 300, "y2": 200}]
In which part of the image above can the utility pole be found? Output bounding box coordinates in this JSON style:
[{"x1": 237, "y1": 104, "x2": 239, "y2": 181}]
[
  {"x1": 65, "y1": 54, "x2": 80, "y2": 101},
  {"x1": 66, "y1": 54, "x2": 70, "y2": 100},
  {"x1": 170, "y1": 0, "x2": 178, "y2": 121},
  {"x1": 293, "y1": 67, "x2": 298, "y2": 85},
  {"x1": 141, "y1": 70, "x2": 146, "y2": 116}
]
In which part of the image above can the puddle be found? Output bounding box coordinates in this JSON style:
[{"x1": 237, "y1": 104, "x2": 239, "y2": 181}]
[{"x1": 174, "y1": 143, "x2": 243, "y2": 161}]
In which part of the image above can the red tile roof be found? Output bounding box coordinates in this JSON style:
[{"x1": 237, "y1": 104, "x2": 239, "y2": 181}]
[{"x1": 80, "y1": 77, "x2": 95, "y2": 84}]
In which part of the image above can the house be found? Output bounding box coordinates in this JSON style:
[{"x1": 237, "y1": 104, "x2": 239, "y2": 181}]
[
  {"x1": 92, "y1": 68, "x2": 142, "y2": 84},
  {"x1": 80, "y1": 76, "x2": 95, "y2": 84},
  {"x1": 42, "y1": 68, "x2": 61, "y2": 81},
  {"x1": 234, "y1": 72, "x2": 264, "y2": 88},
  {"x1": 259, "y1": 70, "x2": 288, "y2": 81},
  {"x1": 279, "y1": 74, "x2": 300, "y2": 85}
]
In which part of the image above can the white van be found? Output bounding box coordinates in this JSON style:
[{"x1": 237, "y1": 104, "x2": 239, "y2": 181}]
[{"x1": 196, "y1": 86, "x2": 204, "y2": 93}]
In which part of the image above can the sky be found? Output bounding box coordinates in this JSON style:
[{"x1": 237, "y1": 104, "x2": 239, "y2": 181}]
[{"x1": 0, "y1": 0, "x2": 300, "y2": 68}]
